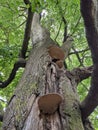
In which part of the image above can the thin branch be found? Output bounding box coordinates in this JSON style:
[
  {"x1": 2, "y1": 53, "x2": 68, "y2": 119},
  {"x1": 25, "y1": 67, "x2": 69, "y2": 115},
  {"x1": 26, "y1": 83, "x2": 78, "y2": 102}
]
[
  {"x1": 72, "y1": 46, "x2": 84, "y2": 66},
  {"x1": 0, "y1": 114, "x2": 3, "y2": 122},
  {"x1": 55, "y1": 21, "x2": 62, "y2": 42},
  {"x1": 80, "y1": 0, "x2": 98, "y2": 121},
  {"x1": 17, "y1": 20, "x2": 26, "y2": 28},
  {"x1": 71, "y1": 16, "x2": 81, "y2": 36},
  {"x1": 0, "y1": 0, "x2": 32, "y2": 88},
  {"x1": 57, "y1": 1, "x2": 68, "y2": 42},
  {"x1": 0, "y1": 60, "x2": 26, "y2": 88},
  {"x1": 0, "y1": 98, "x2": 7, "y2": 103},
  {"x1": 19, "y1": 0, "x2": 34, "y2": 58},
  {"x1": 62, "y1": 16, "x2": 68, "y2": 42},
  {"x1": 81, "y1": 82, "x2": 89, "y2": 91},
  {"x1": 69, "y1": 47, "x2": 89, "y2": 55},
  {"x1": 24, "y1": 0, "x2": 31, "y2": 5}
]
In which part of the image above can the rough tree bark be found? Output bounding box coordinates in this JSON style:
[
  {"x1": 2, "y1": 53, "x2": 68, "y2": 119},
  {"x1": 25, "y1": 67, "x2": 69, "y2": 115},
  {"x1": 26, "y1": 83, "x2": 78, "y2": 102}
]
[{"x1": 2, "y1": 0, "x2": 98, "y2": 130}]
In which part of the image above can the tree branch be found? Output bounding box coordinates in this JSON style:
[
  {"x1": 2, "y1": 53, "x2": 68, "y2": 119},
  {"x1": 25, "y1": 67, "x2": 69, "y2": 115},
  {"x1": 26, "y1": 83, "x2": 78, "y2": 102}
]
[
  {"x1": 80, "y1": 0, "x2": 98, "y2": 121},
  {"x1": 55, "y1": 21, "x2": 62, "y2": 42},
  {"x1": 0, "y1": 0, "x2": 33, "y2": 88},
  {"x1": 71, "y1": 16, "x2": 81, "y2": 36},
  {"x1": 67, "y1": 66, "x2": 93, "y2": 84},
  {"x1": 0, "y1": 114, "x2": 3, "y2": 122},
  {"x1": 24, "y1": 0, "x2": 30, "y2": 5},
  {"x1": 0, "y1": 60, "x2": 26, "y2": 88},
  {"x1": 19, "y1": 0, "x2": 34, "y2": 58},
  {"x1": 62, "y1": 16, "x2": 68, "y2": 42},
  {"x1": 72, "y1": 46, "x2": 84, "y2": 67},
  {"x1": 69, "y1": 47, "x2": 89, "y2": 55},
  {"x1": 57, "y1": 1, "x2": 68, "y2": 42}
]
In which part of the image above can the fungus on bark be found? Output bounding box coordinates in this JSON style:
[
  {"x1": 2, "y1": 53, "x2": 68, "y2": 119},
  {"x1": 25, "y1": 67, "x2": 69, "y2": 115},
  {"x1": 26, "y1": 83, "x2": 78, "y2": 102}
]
[
  {"x1": 48, "y1": 45, "x2": 65, "y2": 61},
  {"x1": 38, "y1": 93, "x2": 63, "y2": 114},
  {"x1": 48, "y1": 45, "x2": 65, "y2": 69}
]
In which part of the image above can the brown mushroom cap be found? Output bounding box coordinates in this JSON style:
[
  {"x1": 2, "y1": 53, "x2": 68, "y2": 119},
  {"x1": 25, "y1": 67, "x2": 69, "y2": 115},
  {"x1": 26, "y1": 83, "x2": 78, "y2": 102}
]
[
  {"x1": 38, "y1": 93, "x2": 63, "y2": 114},
  {"x1": 55, "y1": 60, "x2": 63, "y2": 68},
  {"x1": 48, "y1": 45, "x2": 65, "y2": 60}
]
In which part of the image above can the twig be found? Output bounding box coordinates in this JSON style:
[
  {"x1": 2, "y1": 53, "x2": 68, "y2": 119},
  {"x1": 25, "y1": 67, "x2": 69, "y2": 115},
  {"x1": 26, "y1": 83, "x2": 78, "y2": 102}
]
[
  {"x1": 71, "y1": 16, "x2": 81, "y2": 36},
  {"x1": 69, "y1": 48, "x2": 89, "y2": 55},
  {"x1": 72, "y1": 46, "x2": 84, "y2": 66},
  {"x1": 55, "y1": 21, "x2": 62, "y2": 42},
  {"x1": 17, "y1": 20, "x2": 26, "y2": 28}
]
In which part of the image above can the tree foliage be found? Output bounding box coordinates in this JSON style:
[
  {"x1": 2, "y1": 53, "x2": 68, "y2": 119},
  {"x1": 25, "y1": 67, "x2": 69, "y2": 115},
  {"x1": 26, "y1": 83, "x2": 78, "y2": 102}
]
[{"x1": 0, "y1": 0, "x2": 98, "y2": 129}]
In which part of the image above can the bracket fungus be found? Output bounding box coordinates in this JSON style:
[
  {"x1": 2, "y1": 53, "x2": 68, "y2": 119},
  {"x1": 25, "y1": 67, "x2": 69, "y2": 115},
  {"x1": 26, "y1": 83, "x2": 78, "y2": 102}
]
[
  {"x1": 48, "y1": 45, "x2": 65, "y2": 69},
  {"x1": 48, "y1": 45, "x2": 65, "y2": 61},
  {"x1": 38, "y1": 93, "x2": 63, "y2": 114}
]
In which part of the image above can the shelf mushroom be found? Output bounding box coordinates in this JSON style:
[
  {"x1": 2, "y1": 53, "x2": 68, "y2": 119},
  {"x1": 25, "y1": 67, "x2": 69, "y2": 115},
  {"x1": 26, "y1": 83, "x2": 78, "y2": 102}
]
[
  {"x1": 38, "y1": 93, "x2": 63, "y2": 114},
  {"x1": 48, "y1": 45, "x2": 65, "y2": 68}
]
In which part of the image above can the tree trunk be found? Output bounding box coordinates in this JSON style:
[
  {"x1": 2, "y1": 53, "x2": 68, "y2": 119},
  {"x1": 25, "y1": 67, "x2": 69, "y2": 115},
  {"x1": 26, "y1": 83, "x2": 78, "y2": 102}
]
[
  {"x1": 2, "y1": 43, "x2": 93, "y2": 130},
  {"x1": 2, "y1": 12, "x2": 94, "y2": 130}
]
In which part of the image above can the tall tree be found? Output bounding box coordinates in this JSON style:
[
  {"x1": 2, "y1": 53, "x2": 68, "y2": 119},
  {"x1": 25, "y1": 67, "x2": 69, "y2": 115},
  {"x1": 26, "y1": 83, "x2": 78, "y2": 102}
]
[{"x1": 0, "y1": 0, "x2": 98, "y2": 129}]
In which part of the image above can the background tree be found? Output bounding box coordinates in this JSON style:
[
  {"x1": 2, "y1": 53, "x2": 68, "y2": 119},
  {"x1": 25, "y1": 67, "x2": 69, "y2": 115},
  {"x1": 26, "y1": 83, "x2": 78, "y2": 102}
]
[{"x1": 0, "y1": 0, "x2": 98, "y2": 129}]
